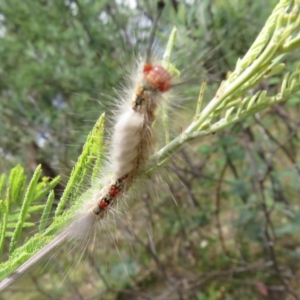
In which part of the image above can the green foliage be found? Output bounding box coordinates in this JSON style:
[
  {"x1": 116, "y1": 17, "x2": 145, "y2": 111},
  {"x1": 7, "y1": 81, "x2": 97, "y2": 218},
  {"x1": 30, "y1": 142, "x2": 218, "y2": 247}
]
[
  {"x1": 0, "y1": 0, "x2": 130, "y2": 175},
  {"x1": 38, "y1": 190, "x2": 54, "y2": 234},
  {"x1": 0, "y1": 164, "x2": 60, "y2": 263},
  {"x1": 55, "y1": 113, "x2": 105, "y2": 216},
  {"x1": 0, "y1": 113, "x2": 105, "y2": 282},
  {"x1": 149, "y1": 0, "x2": 300, "y2": 170},
  {"x1": 1, "y1": 0, "x2": 300, "y2": 299}
]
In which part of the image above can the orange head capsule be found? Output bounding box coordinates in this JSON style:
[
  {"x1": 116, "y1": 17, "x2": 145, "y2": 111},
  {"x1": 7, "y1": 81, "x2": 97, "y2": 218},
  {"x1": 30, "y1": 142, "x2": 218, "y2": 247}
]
[{"x1": 143, "y1": 63, "x2": 171, "y2": 92}]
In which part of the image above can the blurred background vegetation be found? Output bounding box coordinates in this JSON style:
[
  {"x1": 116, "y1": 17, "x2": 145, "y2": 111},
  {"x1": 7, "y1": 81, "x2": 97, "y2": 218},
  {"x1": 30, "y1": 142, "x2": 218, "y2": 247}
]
[{"x1": 1, "y1": 0, "x2": 300, "y2": 299}]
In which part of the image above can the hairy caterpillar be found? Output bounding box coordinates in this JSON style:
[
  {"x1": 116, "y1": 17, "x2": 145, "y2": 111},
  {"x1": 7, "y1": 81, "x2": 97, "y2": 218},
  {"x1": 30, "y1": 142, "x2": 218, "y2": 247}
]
[
  {"x1": 93, "y1": 62, "x2": 172, "y2": 216},
  {"x1": 0, "y1": 0, "x2": 176, "y2": 291}
]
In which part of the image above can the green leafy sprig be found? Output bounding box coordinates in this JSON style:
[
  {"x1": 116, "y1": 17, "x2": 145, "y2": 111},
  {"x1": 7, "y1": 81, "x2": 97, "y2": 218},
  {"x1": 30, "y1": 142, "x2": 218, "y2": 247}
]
[
  {"x1": 0, "y1": 114, "x2": 105, "y2": 281},
  {"x1": 148, "y1": 0, "x2": 300, "y2": 173}
]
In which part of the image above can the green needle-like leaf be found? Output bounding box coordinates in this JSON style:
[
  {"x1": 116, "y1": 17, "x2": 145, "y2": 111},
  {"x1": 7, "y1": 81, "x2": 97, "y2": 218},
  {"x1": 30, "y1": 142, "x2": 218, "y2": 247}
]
[
  {"x1": 9, "y1": 165, "x2": 42, "y2": 254},
  {"x1": 55, "y1": 113, "x2": 106, "y2": 217},
  {"x1": 39, "y1": 191, "x2": 55, "y2": 233}
]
